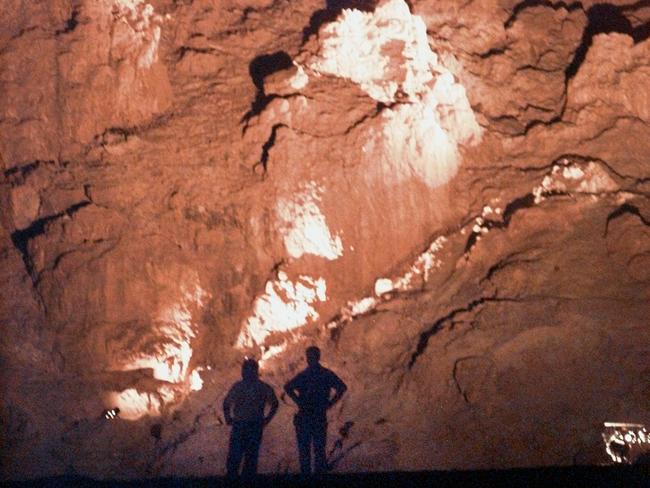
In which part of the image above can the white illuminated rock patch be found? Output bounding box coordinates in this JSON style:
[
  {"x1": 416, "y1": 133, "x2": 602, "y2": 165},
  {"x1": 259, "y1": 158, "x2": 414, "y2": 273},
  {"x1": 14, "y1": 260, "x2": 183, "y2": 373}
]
[
  {"x1": 533, "y1": 160, "x2": 619, "y2": 204},
  {"x1": 108, "y1": 281, "x2": 209, "y2": 420},
  {"x1": 302, "y1": 0, "x2": 482, "y2": 188},
  {"x1": 374, "y1": 235, "x2": 447, "y2": 296},
  {"x1": 276, "y1": 182, "x2": 343, "y2": 261},
  {"x1": 289, "y1": 63, "x2": 309, "y2": 90},
  {"x1": 330, "y1": 235, "x2": 447, "y2": 328},
  {"x1": 236, "y1": 272, "x2": 327, "y2": 349},
  {"x1": 111, "y1": 0, "x2": 165, "y2": 69}
]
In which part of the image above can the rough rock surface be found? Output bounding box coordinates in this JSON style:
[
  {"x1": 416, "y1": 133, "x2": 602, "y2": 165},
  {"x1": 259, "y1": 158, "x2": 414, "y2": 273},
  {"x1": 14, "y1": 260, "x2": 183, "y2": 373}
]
[{"x1": 1, "y1": 0, "x2": 649, "y2": 479}]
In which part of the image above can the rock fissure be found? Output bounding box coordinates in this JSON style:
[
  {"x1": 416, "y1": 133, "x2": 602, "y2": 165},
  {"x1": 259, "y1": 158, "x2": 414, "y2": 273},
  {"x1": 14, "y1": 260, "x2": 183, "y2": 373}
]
[
  {"x1": 9, "y1": 201, "x2": 91, "y2": 281},
  {"x1": 452, "y1": 355, "x2": 482, "y2": 404},
  {"x1": 480, "y1": 253, "x2": 540, "y2": 285},
  {"x1": 55, "y1": 7, "x2": 80, "y2": 36},
  {"x1": 256, "y1": 123, "x2": 287, "y2": 174},
  {"x1": 566, "y1": 3, "x2": 650, "y2": 80},
  {"x1": 504, "y1": 1, "x2": 584, "y2": 30},
  {"x1": 408, "y1": 296, "x2": 519, "y2": 369},
  {"x1": 463, "y1": 193, "x2": 536, "y2": 255},
  {"x1": 242, "y1": 51, "x2": 294, "y2": 122},
  {"x1": 604, "y1": 202, "x2": 650, "y2": 237}
]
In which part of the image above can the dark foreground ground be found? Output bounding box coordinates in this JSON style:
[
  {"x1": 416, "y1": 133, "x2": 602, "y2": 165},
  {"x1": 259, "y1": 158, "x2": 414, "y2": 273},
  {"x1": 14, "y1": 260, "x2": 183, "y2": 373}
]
[{"x1": 4, "y1": 466, "x2": 649, "y2": 488}]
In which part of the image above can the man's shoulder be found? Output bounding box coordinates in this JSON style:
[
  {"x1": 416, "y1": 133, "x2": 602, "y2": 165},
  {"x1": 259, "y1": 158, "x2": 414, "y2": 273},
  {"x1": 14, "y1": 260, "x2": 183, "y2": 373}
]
[
  {"x1": 320, "y1": 366, "x2": 344, "y2": 384},
  {"x1": 232, "y1": 380, "x2": 247, "y2": 390},
  {"x1": 226, "y1": 380, "x2": 244, "y2": 396},
  {"x1": 320, "y1": 366, "x2": 339, "y2": 377},
  {"x1": 287, "y1": 369, "x2": 309, "y2": 384},
  {"x1": 258, "y1": 380, "x2": 275, "y2": 392}
]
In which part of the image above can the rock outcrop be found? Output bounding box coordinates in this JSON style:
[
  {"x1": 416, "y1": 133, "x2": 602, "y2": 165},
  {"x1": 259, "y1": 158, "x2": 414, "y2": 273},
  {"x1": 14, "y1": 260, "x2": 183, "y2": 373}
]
[{"x1": 1, "y1": 0, "x2": 649, "y2": 479}]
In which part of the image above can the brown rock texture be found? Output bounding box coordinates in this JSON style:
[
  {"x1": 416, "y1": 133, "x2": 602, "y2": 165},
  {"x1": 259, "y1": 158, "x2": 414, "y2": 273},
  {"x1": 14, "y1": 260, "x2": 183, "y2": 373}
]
[{"x1": 1, "y1": 0, "x2": 649, "y2": 479}]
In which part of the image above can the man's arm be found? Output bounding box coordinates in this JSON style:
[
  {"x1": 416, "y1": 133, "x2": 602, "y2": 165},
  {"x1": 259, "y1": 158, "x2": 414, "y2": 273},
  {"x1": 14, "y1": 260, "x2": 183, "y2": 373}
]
[
  {"x1": 283, "y1": 375, "x2": 302, "y2": 407},
  {"x1": 222, "y1": 385, "x2": 236, "y2": 425},
  {"x1": 263, "y1": 386, "x2": 279, "y2": 426},
  {"x1": 327, "y1": 371, "x2": 347, "y2": 409}
]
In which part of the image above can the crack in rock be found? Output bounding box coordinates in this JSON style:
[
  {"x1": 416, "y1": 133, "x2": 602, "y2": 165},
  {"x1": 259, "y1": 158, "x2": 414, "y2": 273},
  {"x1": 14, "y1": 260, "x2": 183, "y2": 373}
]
[
  {"x1": 463, "y1": 193, "x2": 537, "y2": 255},
  {"x1": 242, "y1": 51, "x2": 293, "y2": 123},
  {"x1": 566, "y1": 3, "x2": 650, "y2": 80},
  {"x1": 496, "y1": 1, "x2": 650, "y2": 136},
  {"x1": 408, "y1": 296, "x2": 517, "y2": 369},
  {"x1": 55, "y1": 6, "x2": 80, "y2": 36},
  {"x1": 255, "y1": 123, "x2": 287, "y2": 174},
  {"x1": 452, "y1": 355, "x2": 478, "y2": 404},
  {"x1": 604, "y1": 202, "x2": 650, "y2": 237},
  {"x1": 10, "y1": 201, "x2": 91, "y2": 282},
  {"x1": 479, "y1": 252, "x2": 540, "y2": 284},
  {"x1": 505, "y1": 1, "x2": 584, "y2": 30}
]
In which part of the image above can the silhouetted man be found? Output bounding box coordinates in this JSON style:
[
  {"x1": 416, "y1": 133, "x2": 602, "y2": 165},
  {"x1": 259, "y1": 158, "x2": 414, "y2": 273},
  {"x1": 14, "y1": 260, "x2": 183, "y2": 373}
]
[
  {"x1": 223, "y1": 359, "x2": 278, "y2": 478},
  {"x1": 284, "y1": 346, "x2": 347, "y2": 475}
]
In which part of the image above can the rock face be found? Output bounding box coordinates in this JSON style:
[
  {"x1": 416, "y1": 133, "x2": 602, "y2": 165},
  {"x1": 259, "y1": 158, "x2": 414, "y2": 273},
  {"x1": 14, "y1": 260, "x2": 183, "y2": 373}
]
[{"x1": 1, "y1": 0, "x2": 649, "y2": 479}]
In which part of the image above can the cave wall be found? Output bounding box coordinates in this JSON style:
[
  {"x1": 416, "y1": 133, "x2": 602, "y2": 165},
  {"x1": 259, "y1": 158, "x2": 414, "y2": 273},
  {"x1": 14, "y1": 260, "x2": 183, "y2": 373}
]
[{"x1": 1, "y1": 0, "x2": 649, "y2": 479}]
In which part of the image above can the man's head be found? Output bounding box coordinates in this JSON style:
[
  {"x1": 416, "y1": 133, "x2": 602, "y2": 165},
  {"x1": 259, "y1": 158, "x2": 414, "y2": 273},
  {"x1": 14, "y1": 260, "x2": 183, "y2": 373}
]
[
  {"x1": 305, "y1": 346, "x2": 321, "y2": 367},
  {"x1": 241, "y1": 358, "x2": 259, "y2": 381}
]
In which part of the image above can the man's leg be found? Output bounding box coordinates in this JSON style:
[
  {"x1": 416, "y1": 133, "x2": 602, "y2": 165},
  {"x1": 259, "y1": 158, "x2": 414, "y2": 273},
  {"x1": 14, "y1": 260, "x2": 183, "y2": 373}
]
[
  {"x1": 241, "y1": 421, "x2": 263, "y2": 478},
  {"x1": 226, "y1": 422, "x2": 244, "y2": 477},
  {"x1": 313, "y1": 420, "x2": 328, "y2": 474},
  {"x1": 294, "y1": 415, "x2": 312, "y2": 475}
]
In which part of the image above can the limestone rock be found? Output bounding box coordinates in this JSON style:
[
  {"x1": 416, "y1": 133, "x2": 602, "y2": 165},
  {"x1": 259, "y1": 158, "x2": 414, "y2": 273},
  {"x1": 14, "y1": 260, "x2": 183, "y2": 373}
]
[{"x1": 1, "y1": 0, "x2": 649, "y2": 479}]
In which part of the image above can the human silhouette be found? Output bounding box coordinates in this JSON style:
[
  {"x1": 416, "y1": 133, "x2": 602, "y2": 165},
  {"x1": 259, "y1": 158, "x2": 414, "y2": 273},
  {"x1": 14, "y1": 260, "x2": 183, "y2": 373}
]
[
  {"x1": 223, "y1": 359, "x2": 278, "y2": 478},
  {"x1": 284, "y1": 346, "x2": 347, "y2": 475}
]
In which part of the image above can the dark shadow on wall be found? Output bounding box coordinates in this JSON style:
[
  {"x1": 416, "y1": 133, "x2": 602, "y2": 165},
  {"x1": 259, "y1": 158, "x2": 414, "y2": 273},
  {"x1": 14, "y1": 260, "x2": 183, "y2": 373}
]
[
  {"x1": 566, "y1": 4, "x2": 650, "y2": 80},
  {"x1": 302, "y1": 1, "x2": 381, "y2": 44},
  {"x1": 241, "y1": 51, "x2": 293, "y2": 124}
]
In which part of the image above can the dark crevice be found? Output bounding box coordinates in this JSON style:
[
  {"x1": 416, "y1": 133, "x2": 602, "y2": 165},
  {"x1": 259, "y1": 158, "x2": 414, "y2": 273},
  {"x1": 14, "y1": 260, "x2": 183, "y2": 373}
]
[
  {"x1": 604, "y1": 202, "x2": 650, "y2": 237},
  {"x1": 501, "y1": 193, "x2": 538, "y2": 224},
  {"x1": 10, "y1": 201, "x2": 90, "y2": 281},
  {"x1": 463, "y1": 193, "x2": 536, "y2": 254},
  {"x1": 479, "y1": 252, "x2": 539, "y2": 284},
  {"x1": 500, "y1": 1, "x2": 650, "y2": 134},
  {"x1": 452, "y1": 356, "x2": 482, "y2": 404},
  {"x1": 408, "y1": 296, "x2": 515, "y2": 369},
  {"x1": 327, "y1": 420, "x2": 360, "y2": 472},
  {"x1": 146, "y1": 404, "x2": 220, "y2": 475},
  {"x1": 520, "y1": 114, "x2": 563, "y2": 136},
  {"x1": 505, "y1": 1, "x2": 583, "y2": 29},
  {"x1": 241, "y1": 51, "x2": 293, "y2": 123},
  {"x1": 55, "y1": 7, "x2": 80, "y2": 35},
  {"x1": 88, "y1": 113, "x2": 174, "y2": 151},
  {"x1": 175, "y1": 46, "x2": 216, "y2": 61},
  {"x1": 241, "y1": 94, "x2": 280, "y2": 127},
  {"x1": 250, "y1": 52, "x2": 293, "y2": 91},
  {"x1": 3, "y1": 160, "x2": 54, "y2": 181},
  {"x1": 302, "y1": 0, "x2": 379, "y2": 44},
  {"x1": 255, "y1": 123, "x2": 287, "y2": 174},
  {"x1": 478, "y1": 46, "x2": 507, "y2": 58},
  {"x1": 341, "y1": 102, "x2": 388, "y2": 135},
  {"x1": 566, "y1": 4, "x2": 650, "y2": 81},
  {"x1": 94, "y1": 127, "x2": 134, "y2": 146}
]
